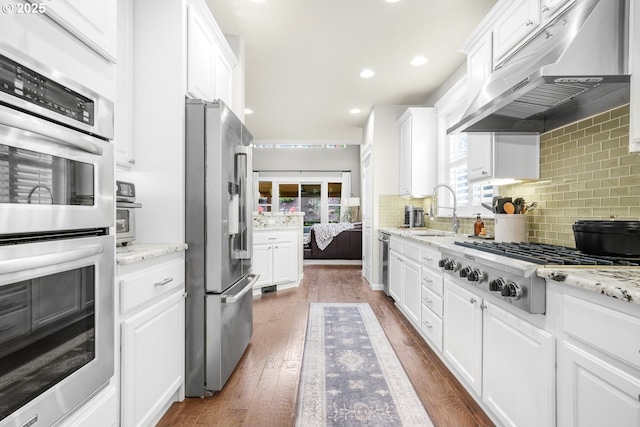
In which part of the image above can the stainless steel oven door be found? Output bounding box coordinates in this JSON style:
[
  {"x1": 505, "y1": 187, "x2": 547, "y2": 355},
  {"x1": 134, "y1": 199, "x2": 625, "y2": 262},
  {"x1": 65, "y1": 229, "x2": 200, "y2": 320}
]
[
  {"x1": 0, "y1": 104, "x2": 114, "y2": 234},
  {"x1": 0, "y1": 234, "x2": 114, "y2": 427}
]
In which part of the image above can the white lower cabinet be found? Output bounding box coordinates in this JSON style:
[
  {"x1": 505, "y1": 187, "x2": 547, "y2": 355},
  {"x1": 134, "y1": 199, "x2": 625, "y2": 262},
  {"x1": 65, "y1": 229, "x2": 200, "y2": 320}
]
[
  {"x1": 443, "y1": 278, "x2": 555, "y2": 426},
  {"x1": 549, "y1": 283, "x2": 640, "y2": 427},
  {"x1": 482, "y1": 300, "x2": 555, "y2": 427},
  {"x1": 389, "y1": 249, "x2": 403, "y2": 303},
  {"x1": 117, "y1": 253, "x2": 186, "y2": 427},
  {"x1": 388, "y1": 237, "x2": 421, "y2": 327},
  {"x1": 443, "y1": 279, "x2": 483, "y2": 395},
  {"x1": 253, "y1": 229, "x2": 300, "y2": 290},
  {"x1": 401, "y1": 256, "x2": 421, "y2": 326}
]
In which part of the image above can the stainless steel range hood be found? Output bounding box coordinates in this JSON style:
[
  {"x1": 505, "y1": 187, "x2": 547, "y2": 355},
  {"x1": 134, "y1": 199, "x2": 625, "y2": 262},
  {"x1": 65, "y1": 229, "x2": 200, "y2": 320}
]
[{"x1": 448, "y1": 0, "x2": 629, "y2": 135}]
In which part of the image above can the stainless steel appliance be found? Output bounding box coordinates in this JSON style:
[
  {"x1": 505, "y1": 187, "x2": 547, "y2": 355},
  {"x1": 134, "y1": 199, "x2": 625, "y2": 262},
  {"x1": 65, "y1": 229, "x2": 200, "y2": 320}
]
[
  {"x1": 115, "y1": 181, "x2": 142, "y2": 246},
  {"x1": 449, "y1": 0, "x2": 629, "y2": 134},
  {"x1": 438, "y1": 240, "x2": 640, "y2": 316},
  {"x1": 0, "y1": 45, "x2": 114, "y2": 427},
  {"x1": 185, "y1": 99, "x2": 258, "y2": 396},
  {"x1": 378, "y1": 231, "x2": 390, "y2": 295},
  {"x1": 403, "y1": 205, "x2": 424, "y2": 228}
]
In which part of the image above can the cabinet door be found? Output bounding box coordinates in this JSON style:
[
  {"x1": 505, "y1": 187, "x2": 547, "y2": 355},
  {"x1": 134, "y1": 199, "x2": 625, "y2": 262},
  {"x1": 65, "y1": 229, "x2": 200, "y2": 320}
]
[
  {"x1": 466, "y1": 32, "x2": 492, "y2": 106},
  {"x1": 482, "y1": 301, "x2": 555, "y2": 427},
  {"x1": 361, "y1": 152, "x2": 373, "y2": 283},
  {"x1": 43, "y1": 0, "x2": 117, "y2": 62},
  {"x1": 493, "y1": 0, "x2": 540, "y2": 68},
  {"x1": 272, "y1": 242, "x2": 295, "y2": 284},
  {"x1": 252, "y1": 244, "x2": 272, "y2": 288},
  {"x1": 399, "y1": 115, "x2": 412, "y2": 196},
  {"x1": 121, "y1": 290, "x2": 185, "y2": 427},
  {"x1": 215, "y1": 47, "x2": 234, "y2": 108},
  {"x1": 401, "y1": 257, "x2": 421, "y2": 326},
  {"x1": 541, "y1": 0, "x2": 575, "y2": 22},
  {"x1": 466, "y1": 134, "x2": 493, "y2": 181},
  {"x1": 187, "y1": 5, "x2": 216, "y2": 101},
  {"x1": 443, "y1": 279, "x2": 483, "y2": 395},
  {"x1": 389, "y1": 251, "x2": 403, "y2": 303},
  {"x1": 558, "y1": 341, "x2": 640, "y2": 427}
]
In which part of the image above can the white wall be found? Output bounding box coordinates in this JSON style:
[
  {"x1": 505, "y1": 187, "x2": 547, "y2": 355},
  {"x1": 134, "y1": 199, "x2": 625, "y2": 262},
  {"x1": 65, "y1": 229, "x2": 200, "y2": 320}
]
[{"x1": 253, "y1": 144, "x2": 361, "y2": 196}]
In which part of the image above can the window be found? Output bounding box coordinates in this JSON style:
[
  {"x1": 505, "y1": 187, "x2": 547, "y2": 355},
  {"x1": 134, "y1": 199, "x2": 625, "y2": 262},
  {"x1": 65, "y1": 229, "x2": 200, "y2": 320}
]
[
  {"x1": 435, "y1": 79, "x2": 494, "y2": 217},
  {"x1": 255, "y1": 176, "x2": 346, "y2": 226}
]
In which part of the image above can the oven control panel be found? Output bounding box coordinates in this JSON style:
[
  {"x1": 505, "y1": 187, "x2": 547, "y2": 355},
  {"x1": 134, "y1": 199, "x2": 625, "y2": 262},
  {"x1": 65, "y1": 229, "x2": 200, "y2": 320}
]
[{"x1": 438, "y1": 254, "x2": 545, "y2": 314}]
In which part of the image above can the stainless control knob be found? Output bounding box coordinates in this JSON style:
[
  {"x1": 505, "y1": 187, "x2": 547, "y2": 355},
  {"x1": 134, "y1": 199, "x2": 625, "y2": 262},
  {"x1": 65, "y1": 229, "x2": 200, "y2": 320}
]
[
  {"x1": 444, "y1": 259, "x2": 459, "y2": 272},
  {"x1": 438, "y1": 258, "x2": 448, "y2": 268},
  {"x1": 500, "y1": 281, "x2": 522, "y2": 300},
  {"x1": 459, "y1": 266, "x2": 472, "y2": 278},
  {"x1": 468, "y1": 268, "x2": 484, "y2": 283},
  {"x1": 489, "y1": 278, "x2": 506, "y2": 292}
]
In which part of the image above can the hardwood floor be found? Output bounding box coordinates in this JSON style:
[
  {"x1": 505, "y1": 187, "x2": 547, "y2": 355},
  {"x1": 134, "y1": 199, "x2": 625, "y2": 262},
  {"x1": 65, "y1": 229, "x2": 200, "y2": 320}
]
[{"x1": 158, "y1": 265, "x2": 495, "y2": 426}]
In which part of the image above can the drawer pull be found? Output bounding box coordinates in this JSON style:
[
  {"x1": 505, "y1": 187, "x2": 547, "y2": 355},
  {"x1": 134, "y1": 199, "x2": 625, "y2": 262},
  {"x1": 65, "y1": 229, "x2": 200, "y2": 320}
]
[
  {"x1": 154, "y1": 277, "x2": 174, "y2": 287},
  {"x1": 422, "y1": 257, "x2": 433, "y2": 262},
  {"x1": 422, "y1": 277, "x2": 433, "y2": 284},
  {"x1": 0, "y1": 323, "x2": 16, "y2": 333},
  {"x1": 423, "y1": 296, "x2": 433, "y2": 304},
  {"x1": 422, "y1": 320, "x2": 433, "y2": 329},
  {"x1": 268, "y1": 237, "x2": 278, "y2": 240}
]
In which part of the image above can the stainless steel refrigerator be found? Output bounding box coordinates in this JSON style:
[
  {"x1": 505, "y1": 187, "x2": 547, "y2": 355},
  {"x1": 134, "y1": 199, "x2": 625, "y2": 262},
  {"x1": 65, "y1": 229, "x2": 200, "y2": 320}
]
[{"x1": 185, "y1": 99, "x2": 257, "y2": 396}]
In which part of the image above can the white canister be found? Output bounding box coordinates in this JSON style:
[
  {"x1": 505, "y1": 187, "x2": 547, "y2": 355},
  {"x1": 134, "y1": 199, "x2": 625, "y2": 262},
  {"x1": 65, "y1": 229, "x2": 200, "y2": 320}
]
[{"x1": 494, "y1": 214, "x2": 527, "y2": 243}]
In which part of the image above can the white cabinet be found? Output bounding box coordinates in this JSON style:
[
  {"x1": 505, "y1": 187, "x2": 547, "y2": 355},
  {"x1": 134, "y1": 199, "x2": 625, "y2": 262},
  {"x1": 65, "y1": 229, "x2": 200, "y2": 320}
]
[
  {"x1": 115, "y1": 0, "x2": 135, "y2": 168},
  {"x1": 631, "y1": 0, "x2": 640, "y2": 153},
  {"x1": 492, "y1": 0, "x2": 540, "y2": 68},
  {"x1": 541, "y1": 0, "x2": 575, "y2": 22},
  {"x1": 482, "y1": 300, "x2": 555, "y2": 427},
  {"x1": 443, "y1": 278, "x2": 484, "y2": 395},
  {"x1": 253, "y1": 229, "x2": 300, "y2": 290},
  {"x1": 388, "y1": 249, "x2": 403, "y2": 303},
  {"x1": 388, "y1": 237, "x2": 422, "y2": 327},
  {"x1": 118, "y1": 254, "x2": 186, "y2": 427},
  {"x1": 467, "y1": 134, "x2": 540, "y2": 182},
  {"x1": 419, "y1": 245, "x2": 444, "y2": 352},
  {"x1": 186, "y1": 0, "x2": 237, "y2": 105},
  {"x1": 443, "y1": 277, "x2": 555, "y2": 425},
  {"x1": 548, "y1": 283, "x2": 640, "y2": 427},
  {"x1": 398, "y1": 108, "x2": 437, "y2": 197},
  {"x1": 465, "y1": 31, "x2": 493, "y2": 106},
  {"x1": 42, "y1": 0, "x2": 118, "y2": 62}
]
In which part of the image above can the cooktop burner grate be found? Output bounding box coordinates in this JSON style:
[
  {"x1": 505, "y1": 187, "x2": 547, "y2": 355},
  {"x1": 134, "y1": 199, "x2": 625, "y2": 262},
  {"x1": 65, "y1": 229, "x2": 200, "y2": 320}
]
[{"x1": 454, "y1": 241, "x2": 640, "y2": 266}]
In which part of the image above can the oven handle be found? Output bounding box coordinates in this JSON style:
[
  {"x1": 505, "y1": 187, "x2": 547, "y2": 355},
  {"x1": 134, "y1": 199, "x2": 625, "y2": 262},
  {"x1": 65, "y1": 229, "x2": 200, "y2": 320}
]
[
  {"x1": 0, "y1": 105, "x2": 104, "y2": 155},
  {"x1": 0, "y1": 245, "x2": 104, "y2": 275}
]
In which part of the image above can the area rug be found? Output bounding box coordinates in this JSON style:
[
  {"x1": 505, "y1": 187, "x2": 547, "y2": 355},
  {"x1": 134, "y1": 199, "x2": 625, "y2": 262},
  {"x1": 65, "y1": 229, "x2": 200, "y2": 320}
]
[{"x1": 296, "y1": 303, "x2": 433, "y2": 426}]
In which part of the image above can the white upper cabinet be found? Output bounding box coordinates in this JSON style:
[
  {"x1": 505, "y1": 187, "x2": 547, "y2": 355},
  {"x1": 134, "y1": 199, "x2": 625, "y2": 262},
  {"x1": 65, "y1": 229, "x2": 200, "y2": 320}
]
[
  {"x1": 398, "y1": 108, "x2": 437, "y2": 198},
  {"x1": 465, "y1": 32, "x2": 493, "y2": 106},
  {"x1": 41, "y1": 0, "x2": 118, "y2": 62},
  {"x1": 630, "y1": 0, "x2": 640, "y2": 153},
  {"x1": 492, "y1": 0, "x2": 540, "y2": 68},
  {"x1": 467, "y1": 134, "x2": 540, "y2": 183},
  {"x1": 540, "y1": 0, "x2": 575, "y2": 22},
  {"x1": 186, "y1": 0, "x2": 237, "y2": 106}
]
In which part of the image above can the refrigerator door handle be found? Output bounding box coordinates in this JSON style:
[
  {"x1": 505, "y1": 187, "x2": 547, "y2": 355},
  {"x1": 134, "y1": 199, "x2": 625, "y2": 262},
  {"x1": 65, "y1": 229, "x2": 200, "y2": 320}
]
[
  {"x1": 231, "y1": 145, "x2": 252, "y2": 260},
  {"x1": 221, "y1": 274, "x2": 259, "y2": 303}
]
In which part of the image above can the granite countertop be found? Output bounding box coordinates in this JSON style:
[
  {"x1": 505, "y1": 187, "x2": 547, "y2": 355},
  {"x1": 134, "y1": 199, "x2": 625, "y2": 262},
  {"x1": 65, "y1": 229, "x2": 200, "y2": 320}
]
[
  {"x1": 383, "y1": 227, "x2": 640, "y2": 306},
  {"x1": 254, "y1": 226, "x2": 301, "y2": 231},
  {"x1": 537, "y1": 267, "x2": 640, "y2": 305},
  {"x1": 116, "y1": 242, "x2": 188, "y2": 265}
]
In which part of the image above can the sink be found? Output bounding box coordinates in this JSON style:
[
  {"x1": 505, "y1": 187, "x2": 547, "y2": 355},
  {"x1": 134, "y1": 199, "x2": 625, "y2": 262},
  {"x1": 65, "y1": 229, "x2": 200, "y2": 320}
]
[{"x1": 411, "y1": 231, "x2": 448, "y2": 237}]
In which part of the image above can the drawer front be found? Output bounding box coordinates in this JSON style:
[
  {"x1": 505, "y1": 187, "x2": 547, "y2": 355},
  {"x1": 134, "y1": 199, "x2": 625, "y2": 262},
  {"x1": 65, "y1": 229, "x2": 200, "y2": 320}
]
[
  {"x1": 389, "y1": 236, "x2": 402, "y2": 253},
  {"x1": 564, "y1": 294, "x2": 640, "y2": 369},
  {"x1": 253, "y1": 230, "x2": 295, "y2": 245},
  {"x1": 120, "y1": 259, "x2": 185, "y2": 315},
  {"x1": 420, "y1": 245, "x2": 441, "y2": 270},
  {"x1": 421, "y1": 304, "x2": 443, "y2": 352},
  {"x1": 421, "y1": 267, "x2": 443, "y2": 296},
  {"x1": 0, "y1": 307, "x2": 29, "y2": 346},
  {"x1": 421, "y1": 285, "x2": 443, "y2": 318},
  {"x1": 402, "y1": 240, "x2": 421, "y2": 262}
]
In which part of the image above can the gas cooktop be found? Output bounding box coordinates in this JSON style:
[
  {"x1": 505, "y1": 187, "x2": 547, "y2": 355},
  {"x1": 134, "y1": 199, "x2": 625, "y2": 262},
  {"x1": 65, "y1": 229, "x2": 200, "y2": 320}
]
[{"x1": 454, "y1": 241, "x2": 640, "y2": 267}]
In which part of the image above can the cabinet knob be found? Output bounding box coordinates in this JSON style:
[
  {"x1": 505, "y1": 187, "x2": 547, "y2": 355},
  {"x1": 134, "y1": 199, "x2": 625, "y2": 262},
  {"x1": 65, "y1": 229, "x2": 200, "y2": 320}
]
[
  {"x1": 480, "y1": 303, "x2": 488, "y2": 310},
  {"x1": 129, "y1": 158, "x2": 136, "y2": 165},
  {"x1": 470, "y1": 297, "x2": 477, "y2": 304},
  {"x1": 542, "y1": 5, "x2": 550, "y2": 13},
  {"x1": 481, "y1": 170, "x2": 488, "y2": 175},
  {"x1": 525, "y1": 19, "x2": 534, "y2": 26}
]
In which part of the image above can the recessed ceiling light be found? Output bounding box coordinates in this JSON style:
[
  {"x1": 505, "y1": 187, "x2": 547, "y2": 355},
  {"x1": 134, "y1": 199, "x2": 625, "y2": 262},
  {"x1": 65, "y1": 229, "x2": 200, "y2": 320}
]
[
  {"x1": 244, "y1": 108, "x2": 253, "y2": 115},
  {"x1": 350, "y1": 108, "x2": 361, "y2": 114},
  {"x1": 250, "y1": 0, "x2": 266, "y2": 3},
  {"x1": 385, "y1": 0, "x2": 401, "y2": 3},
  {"x1": 411, "y1": 56, "x2": 428, "y2": 66},
  {"x1": 359, "y1": 69, "x2": 375, "y2": 79}
]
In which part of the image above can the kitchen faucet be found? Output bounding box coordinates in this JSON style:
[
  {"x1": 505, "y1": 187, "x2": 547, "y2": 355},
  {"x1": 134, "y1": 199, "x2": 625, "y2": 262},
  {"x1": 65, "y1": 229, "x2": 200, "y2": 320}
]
[{"x1": 429, "y1": 184, "x2": 459, "y2": 235}]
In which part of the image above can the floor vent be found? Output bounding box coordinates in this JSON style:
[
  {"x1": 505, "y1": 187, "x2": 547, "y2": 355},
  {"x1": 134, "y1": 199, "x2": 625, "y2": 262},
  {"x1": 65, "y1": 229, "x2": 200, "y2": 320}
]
[{"x1": 261, "y1": 285, "x2": 277, "y2": 294}]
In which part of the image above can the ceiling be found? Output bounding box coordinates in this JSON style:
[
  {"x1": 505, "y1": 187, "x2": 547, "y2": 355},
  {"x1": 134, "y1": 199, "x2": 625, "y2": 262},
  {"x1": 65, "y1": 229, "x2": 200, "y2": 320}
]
[{"x1": 205, "y1": 0, "x2": 497, "y2": 142}]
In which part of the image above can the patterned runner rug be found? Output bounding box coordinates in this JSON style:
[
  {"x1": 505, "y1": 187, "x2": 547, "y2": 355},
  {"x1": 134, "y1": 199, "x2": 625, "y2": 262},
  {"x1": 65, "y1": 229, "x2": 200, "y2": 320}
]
[{"x1": 296, "y1": 303, "x2": 434, "y2": 426}]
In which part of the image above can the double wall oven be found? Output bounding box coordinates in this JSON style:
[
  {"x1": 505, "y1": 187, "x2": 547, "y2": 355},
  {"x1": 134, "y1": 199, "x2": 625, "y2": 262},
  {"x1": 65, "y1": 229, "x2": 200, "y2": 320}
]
[{"x1": 0, "y1": 43, "x2": 114, "y2": 427}]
